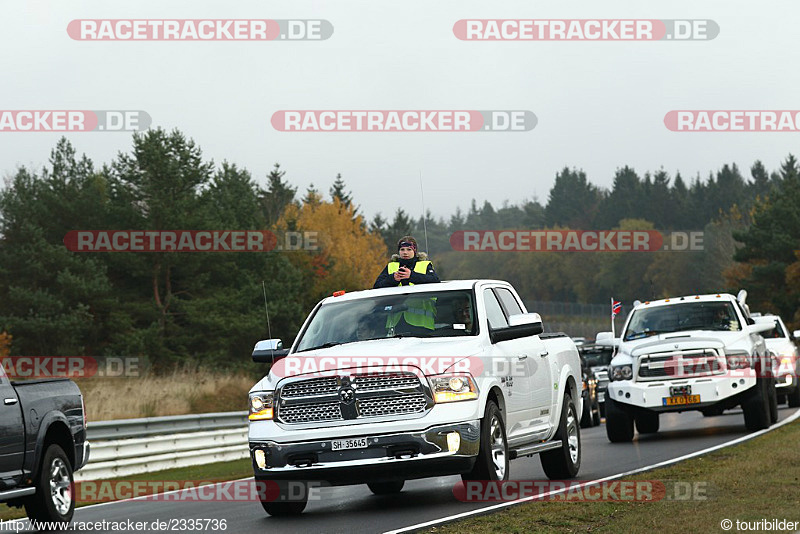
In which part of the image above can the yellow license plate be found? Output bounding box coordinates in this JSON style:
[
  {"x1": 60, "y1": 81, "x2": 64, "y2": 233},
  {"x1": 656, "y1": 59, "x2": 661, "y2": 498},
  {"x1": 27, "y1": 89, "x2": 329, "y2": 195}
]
[{"x1": 663, "y1": 394, "x2": 701, "y2": 406}]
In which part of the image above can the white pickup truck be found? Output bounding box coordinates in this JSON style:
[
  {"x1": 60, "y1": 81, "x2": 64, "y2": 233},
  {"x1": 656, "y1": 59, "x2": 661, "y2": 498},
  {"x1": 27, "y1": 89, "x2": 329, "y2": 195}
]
[
  {"x1": 752, "y1": 313, "x2": 800, "y2": 407},
  {"x1": 597, "y1": 292, "x2": 778, "y2": 443},
  {"x1": 247, "y1": 280, "x2": 583, "y2": 515}
]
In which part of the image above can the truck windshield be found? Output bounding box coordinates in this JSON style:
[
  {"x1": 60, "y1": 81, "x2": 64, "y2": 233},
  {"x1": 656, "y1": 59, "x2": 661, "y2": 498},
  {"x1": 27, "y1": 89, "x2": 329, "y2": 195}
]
[
  {"x1": 295, "y1": 289, "x2": 478, "y2": 352},
  {"x1": 623, "y1": 301, "x2": 742, "y2": 341}
]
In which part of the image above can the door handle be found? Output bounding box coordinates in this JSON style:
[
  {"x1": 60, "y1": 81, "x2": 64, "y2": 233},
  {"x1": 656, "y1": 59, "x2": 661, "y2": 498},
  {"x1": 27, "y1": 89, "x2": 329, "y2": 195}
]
[
  {"x1": 539, "y1": 351, "x2": 549, "y2": 357},
  {"x1": 4, "y1": 398, "x2": 18, "y2": 405},
  {"x1": 517, "y1": 354, "x2": 528, "y2": 360}
]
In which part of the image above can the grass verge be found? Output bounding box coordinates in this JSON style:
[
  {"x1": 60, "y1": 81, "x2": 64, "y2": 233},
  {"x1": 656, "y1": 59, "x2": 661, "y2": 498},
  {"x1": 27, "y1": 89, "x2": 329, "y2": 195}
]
[
  {"x1": 0, "y1": 458, "x2": 253, "y2": 521},
  {"x1": 428, "y1": 419, "x2": 800, "y2": 534}
]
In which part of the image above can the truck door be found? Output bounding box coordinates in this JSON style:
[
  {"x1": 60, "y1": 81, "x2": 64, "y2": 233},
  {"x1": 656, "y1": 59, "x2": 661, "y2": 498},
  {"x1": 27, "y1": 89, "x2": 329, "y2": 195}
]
[
  {"x1": 0, "y1": 366, "x2": 24, "y2": 489},
  {"x1": 482, "y1": 288, "x2": 533, "y2": 440},
  {"x1": 494, "y1": 287, "x2": 553, "y2": 432}
]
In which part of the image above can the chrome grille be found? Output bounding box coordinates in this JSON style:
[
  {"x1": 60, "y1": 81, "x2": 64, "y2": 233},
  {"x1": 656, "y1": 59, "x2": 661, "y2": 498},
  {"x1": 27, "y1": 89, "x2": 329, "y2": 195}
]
[
  {"x1": 276, "y1": 372, "x2": 430, "y2": 424},
  {"x1": 354, "y1": 372, "x2": 419, "y2": 391},
  {"x1": 278, "y1": 401, "x2": 342, "y2": 423},
  {"x1": 638, "y1": 350, "x2": 723, "y2": 380},
  {"x1": 358, "y1": 394, "x2": 428, "y2": 417},
  {"x1": 281, "y1": 377, "x2": 339, "y2": 398}
]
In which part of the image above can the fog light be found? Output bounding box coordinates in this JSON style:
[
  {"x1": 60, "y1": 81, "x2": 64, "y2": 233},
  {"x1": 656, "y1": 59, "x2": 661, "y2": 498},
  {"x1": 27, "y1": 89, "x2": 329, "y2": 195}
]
[
  {"x1": 447, "y1": 432, "x2": 461, "y2": 453},
  {"x1": 254, "y1": 449, "x2": 266, "y2": 469}
]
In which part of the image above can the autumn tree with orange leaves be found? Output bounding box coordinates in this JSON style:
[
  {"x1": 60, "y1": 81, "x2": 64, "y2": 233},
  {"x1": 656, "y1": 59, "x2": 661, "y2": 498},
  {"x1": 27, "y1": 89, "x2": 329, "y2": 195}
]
[{"x1": 276, "y1": 196, "x2": 387, "y2": 306}]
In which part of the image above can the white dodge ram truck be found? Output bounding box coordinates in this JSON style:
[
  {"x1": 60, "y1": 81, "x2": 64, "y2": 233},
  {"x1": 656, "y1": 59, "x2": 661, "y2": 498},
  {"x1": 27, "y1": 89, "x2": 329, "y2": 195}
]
[
  {"x1": 247, "y1": 280, "x2": 582, "y2": 515},
  {"x1": 597, "y1": 292, "x2": 778, "y2": 443}
]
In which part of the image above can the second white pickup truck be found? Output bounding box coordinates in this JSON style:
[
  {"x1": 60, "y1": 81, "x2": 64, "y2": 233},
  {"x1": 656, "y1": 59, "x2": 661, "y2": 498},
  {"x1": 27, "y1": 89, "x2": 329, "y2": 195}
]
[
  {"x1": 247, "y1": 280, "x2": 582, "y2": 515},
  {"x1": 598, "y1": 292, "x2": 778, "y2": 443}
]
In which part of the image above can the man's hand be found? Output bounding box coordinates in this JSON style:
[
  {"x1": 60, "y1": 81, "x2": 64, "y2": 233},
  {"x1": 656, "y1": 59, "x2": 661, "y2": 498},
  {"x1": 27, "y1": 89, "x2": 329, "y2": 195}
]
[{"x1": 394, "y1": 266, "x2": 411, "y2": 281}]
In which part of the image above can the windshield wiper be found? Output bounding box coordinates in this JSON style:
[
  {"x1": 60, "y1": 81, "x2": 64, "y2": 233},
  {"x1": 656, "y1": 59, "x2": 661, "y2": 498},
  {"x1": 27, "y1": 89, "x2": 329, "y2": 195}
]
[
  {"x1": 624, "y1": 330, "x2": 662, "y2": 341},
  {"x1": 296, "y1": 341, "x2": 344, "y2": 353}
]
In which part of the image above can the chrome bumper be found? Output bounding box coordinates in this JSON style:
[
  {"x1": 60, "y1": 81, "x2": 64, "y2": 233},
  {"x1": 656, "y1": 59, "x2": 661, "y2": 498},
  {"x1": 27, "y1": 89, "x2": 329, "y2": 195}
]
[{"x1": 251, "y1": 421, "x2": 480, "y2": 481}]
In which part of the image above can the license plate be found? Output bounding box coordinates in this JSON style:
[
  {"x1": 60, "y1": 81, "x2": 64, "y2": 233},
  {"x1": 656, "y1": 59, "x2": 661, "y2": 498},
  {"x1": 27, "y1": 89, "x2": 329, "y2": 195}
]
[
  {"x1": 663, "y1": 395, "x2": 701, "y2": 406},
  {"x1": 670, "y1": 385, "x2": 692, "y2": 396},
  {"x1": 331, "y1": 437, "x2": 368, "y2": 451}
]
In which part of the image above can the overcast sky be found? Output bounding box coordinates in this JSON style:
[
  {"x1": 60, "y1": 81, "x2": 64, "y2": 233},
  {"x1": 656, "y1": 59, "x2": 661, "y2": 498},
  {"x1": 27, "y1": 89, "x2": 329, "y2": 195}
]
[{"x1": 2, "y1": 0, "x2": 799, "y2": 222}]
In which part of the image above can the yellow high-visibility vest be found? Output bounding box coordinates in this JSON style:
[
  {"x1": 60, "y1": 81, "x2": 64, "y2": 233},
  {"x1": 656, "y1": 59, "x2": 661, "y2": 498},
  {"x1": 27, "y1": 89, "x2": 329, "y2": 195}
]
[
  {"x1": 385, "y1": 261, "x2": 435, "y2": 329},
  {"x1": 387, "y1": 261, "x2": 431, "y2": 285}
]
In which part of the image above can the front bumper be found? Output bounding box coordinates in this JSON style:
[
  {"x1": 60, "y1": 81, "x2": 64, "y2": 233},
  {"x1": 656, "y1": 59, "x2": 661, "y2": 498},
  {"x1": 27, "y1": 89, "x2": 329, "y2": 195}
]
[
  {"x1": 250, "y1": 421, "x2": 480, "y2": 484},
  {"x1": 608, "y1": 375, "x2": 756, "y2": 412}
]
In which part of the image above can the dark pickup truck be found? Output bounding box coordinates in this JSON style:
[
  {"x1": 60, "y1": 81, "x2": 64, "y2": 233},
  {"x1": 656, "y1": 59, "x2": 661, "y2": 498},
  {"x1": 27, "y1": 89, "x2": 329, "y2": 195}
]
[{"x1": 1, "y1": 370, "x2": 90, "y2": 524}]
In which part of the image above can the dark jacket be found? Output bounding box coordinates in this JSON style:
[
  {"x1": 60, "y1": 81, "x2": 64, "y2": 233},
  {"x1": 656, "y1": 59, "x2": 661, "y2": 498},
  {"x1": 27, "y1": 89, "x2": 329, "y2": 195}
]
[{"x1": 373, "y1": 252, "x2": 440, "y2": 288}]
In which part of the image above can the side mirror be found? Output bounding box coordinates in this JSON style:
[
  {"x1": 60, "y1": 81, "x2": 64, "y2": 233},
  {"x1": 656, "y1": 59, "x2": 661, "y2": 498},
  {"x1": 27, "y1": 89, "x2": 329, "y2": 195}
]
[
  {"x1": 252, "y1": 339, "x2": 290, "y2": 364},
  {"x1": 794, "y1": 330, "x2": 800, "y2": 339},
  {"x1": 749, "y1": 322, "x2": 775, "y2": 335},
  {"x1": 491, "y1": 313, "x2": 543, "y2": 343},
  {"x1": 595, "y1": 332, "x2": 614, "y2": 346}
]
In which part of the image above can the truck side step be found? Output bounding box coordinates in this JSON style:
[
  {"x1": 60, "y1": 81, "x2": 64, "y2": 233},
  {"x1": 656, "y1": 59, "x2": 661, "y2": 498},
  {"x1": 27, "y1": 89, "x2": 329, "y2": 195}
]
[{"x1": 509, "y1": 440, "x2": 562, "y2": 460}]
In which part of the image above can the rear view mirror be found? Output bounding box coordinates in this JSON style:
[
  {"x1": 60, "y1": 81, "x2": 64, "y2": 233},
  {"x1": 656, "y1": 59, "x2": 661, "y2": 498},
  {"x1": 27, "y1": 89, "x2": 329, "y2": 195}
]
[{"x1": 793, "y1": 330, "x2": 800, "y2": 340}]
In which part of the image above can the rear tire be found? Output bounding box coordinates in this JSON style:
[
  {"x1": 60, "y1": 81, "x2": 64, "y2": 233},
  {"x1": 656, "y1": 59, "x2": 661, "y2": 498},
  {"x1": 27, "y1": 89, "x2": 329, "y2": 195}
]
[
  {"x1": 580, "y1": 395, "x2": 595, "y2": 428},
  {"x1": 462, "y1": 401, "x2": 508, "y2": 482},
  {"x1": 367, "y1": 481, "x2": 404, "y2": 495},
  {"x1": 540, "y1": 393, "x2": 581, "y2": 479},
  {"x1": 592, "y1": 399, "x2": 602, "y2": 426},
  {"x1": 634, "y1": 410, "x2": 659, "y2": 434},
  {"x1": 788, "y1": 384, "x2": 800, "y2": 408},
  {"x1": 605, "y1": 397, "x2": 634, "y2": 443},
  {"x1": 701, "y1": 406, "x2": 725, "y2": 417},
  {"x1": 24, "y1": 444, "x2": 74, "y2": 524}
]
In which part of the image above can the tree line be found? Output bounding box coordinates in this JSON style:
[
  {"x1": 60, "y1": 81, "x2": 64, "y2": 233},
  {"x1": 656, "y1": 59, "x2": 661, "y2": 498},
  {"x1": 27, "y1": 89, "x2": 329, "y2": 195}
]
[{"x1": 1, "y1": 129, "x2": 798, "y2": 368}]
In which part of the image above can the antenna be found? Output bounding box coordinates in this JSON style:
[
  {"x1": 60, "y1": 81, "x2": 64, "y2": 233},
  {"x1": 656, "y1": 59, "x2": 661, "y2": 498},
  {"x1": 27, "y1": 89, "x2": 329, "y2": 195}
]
[
  {"x1": 262, "y1": 281, "x2": 274, "y2": 356},
  {"x1": 419, "y1": 170, "x2": 429, "y2": 255}
]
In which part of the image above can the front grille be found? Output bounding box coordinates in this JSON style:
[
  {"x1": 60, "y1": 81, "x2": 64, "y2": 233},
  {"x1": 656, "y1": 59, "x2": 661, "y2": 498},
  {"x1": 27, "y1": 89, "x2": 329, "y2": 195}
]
[
  {"x1": 276, "y1": 372, "x2": 430, "y2": 424},
  {"x1": 281, "y1": 377, "x2": 340, "y2": 398},
  {"x1": 358, "y1": 394, "x2": 428, "y2": 417},
  {"x1": 278, "y1": 401, "x2": 342, "y2": 423},
  {"x1": 638, "y1": 350, "x2": 723, "y2": 380},
  {"x1": 354, "y1": 372, "x2": 419, "y2": 391}
]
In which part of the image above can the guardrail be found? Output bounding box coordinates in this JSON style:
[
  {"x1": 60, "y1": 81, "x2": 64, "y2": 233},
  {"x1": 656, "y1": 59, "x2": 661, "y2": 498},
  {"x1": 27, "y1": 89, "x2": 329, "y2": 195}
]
[{"x1": 76, "y1": 412, "x2": 249, "y2": 481}]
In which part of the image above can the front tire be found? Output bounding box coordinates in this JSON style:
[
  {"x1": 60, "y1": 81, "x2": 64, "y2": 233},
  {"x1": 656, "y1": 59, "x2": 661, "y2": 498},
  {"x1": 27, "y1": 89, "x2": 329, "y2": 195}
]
[
  {"x1": 605, "y1": 397, "x2": 634, "y2": 443},
  {"x1": 742, "y1": 378, "x2": 772, "y2": 431},
  {"x1": 259, "y1": 481, "x2": 308, "y2": 516},
  {"x1": 540, "y1": 393, "x2": 581, "y2": 479},
  {"x1": 462, "y1": 401, "x2": 508, "y2": 482},
  {"x1": 24, "y1": 444, "x2": 74, "y2": 524}
]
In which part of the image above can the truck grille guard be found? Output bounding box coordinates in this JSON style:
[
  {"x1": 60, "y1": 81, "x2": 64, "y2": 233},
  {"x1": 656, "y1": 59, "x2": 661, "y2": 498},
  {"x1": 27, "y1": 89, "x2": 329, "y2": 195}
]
[{"x1": 636, "y1": 348, "x2": 725, "y2": 381}]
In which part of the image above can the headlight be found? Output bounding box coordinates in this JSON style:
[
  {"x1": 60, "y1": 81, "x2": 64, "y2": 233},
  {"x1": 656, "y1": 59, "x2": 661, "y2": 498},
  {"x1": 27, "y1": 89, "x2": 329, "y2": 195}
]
[
  {"x1": 610, "y1": 365, "x2": 632, "y2": 381},
  {"x1": 249, "y1": 392, "x2": 274, "y2": 421},
  {"x1": 428, "y1": 374, "x2": 479, "y2": 403},
  {"x1": 725, "y1": 350, "x2": 751, "y2": 370}
]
